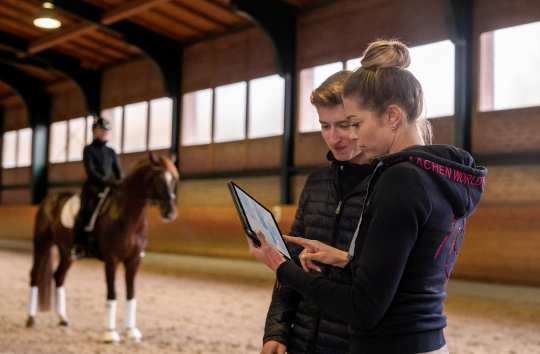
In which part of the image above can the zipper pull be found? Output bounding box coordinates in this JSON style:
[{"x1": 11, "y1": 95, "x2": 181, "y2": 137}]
[{"x1": 335, "y1": 200, "x2": 342, "y2": 215}]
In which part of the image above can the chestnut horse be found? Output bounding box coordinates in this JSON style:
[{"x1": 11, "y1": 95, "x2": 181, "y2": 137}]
[{"x1": 26, "y1": 153, "x2": 179, "y2": 343}]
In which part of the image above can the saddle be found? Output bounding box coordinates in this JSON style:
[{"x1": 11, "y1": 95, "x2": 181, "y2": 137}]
[{"x1": 60, "y1": 188, "x2": 110, "y2": 231}]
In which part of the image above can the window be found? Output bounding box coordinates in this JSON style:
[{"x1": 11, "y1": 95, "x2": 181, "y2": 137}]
[
  {"x1": 17, "y1": 128, "x2": 32, "y2": 167},
  {"x1": 299, "y1": 62, "x2": 344, "y2": 132},
  {"x1": 49, "y1": 121, "x2": 67, "y2": 163},
  {"x1": 182, "y1": 89, "x2": 213, "y2": 146},
  {"x1": 67, "y1": 117, "x2": 86, "y2": 161},
  {"x1": 408, "y1": 40, "x2": 455, "y2": 118},
  {"x1": 86, "y1": 116, "x2": 94, "y2": 145},
  {"x1": 248, "y1": 75, "x2": 285, "y2": 139},
  {"x1": 2, "y1": 131, "x2": 17, "y2": 168},
  {"x1": 480, "y1": 21, "x2": 540, "y2": 111},
  {"x1": 214, "y1": 82, "x2": 247, "y2": 143},
  {"x1": 346, "y1": 57, "x2": 361, "y2": 71},
  {"x1": 149, "y1": 97, "x2": 173, "y2": 150},
  {"x1": 344, "y1": 41, "x2": 455, "y2": 119},
  {"x1": 123, "y1": 102, "x2": 148, "y2": 153},
  {"x1": 101, "y1": 106, "x2": 123, "y2": 152}
]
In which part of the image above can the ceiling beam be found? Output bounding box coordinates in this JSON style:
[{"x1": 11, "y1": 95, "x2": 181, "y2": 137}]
[
  {"x1": 102, "y1": 0, "x2": 172, "y2": 25},
  {"x1": 28, "y1": 0, "x2": 173, "y2": 54},
  {"x1": 29, "y1": 23, "x2": 98, "y2": 54},
  {"x1": 52, "y1": 0, "x2": 182, "y2": 96},
  {"x1": 0, "y1": 31, "x2": 101, "y2": 115}
]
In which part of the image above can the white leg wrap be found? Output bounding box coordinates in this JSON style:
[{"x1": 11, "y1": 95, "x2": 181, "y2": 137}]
[
  {"x1": 125, "y1": 299, "x2": 136, "y2": 329},
  {"x1": 28, "y1": 286, "x2": 38, "y2": 317},
  {"x1": 56, "y1": 287, "x2": 67, "y2": 320},
  {"x1": 106, "y1": 300, "x2": 117, "y2": 330}
]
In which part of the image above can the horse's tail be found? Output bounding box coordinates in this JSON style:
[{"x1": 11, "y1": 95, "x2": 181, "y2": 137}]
[{"x1": 31, "y1": 194, "x2": 66, "y2": 312}]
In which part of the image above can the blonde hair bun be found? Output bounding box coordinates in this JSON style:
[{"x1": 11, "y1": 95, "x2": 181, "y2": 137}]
[{"x1": 360, "y1": 39, "x2": 411, "y2": 71}]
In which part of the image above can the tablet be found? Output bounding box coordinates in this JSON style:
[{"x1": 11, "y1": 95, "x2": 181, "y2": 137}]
[{"x1": 228, "y1": 182, "x2": 291, "y2": 259}]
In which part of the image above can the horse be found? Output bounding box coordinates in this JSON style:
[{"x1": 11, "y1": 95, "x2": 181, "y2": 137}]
[{"x1": 25, "y1": 152, "x2": 179, "y2": 343}]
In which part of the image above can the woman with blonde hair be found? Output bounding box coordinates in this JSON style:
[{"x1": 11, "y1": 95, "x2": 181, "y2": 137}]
[{"x1": 249, "y1": 39, "x2": 487, "y2": 354}]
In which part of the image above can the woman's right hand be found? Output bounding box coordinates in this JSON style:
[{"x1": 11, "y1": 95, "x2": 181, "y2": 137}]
[
  {"x1": 261, "y1": 340, "x2": 286, "y2": 354},
  {"x1": 285, "y1": 235, "x2": 349, "y2": 269}
]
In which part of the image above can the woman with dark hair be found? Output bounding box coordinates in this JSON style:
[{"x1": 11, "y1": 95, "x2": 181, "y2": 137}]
[{"x1": 249, "y1": 39, "x2": 487, "y2": 354}]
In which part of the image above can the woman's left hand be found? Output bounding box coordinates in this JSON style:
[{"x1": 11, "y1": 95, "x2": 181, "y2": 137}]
[{"x1": 247, "y1": 231, "x2": 287, "y2": 272}]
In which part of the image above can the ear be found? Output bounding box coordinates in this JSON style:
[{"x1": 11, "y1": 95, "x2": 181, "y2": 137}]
[
  {"x1": 149, "y1": 151, "x2": 160, "y2": 165},
  {"x1": 385, "y1": 104, "x2": 404, "y2": 129}
]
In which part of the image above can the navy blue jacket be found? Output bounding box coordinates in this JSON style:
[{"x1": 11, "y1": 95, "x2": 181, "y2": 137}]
[
  {"x1": 277, "y1": 145, "x2": 487, "y2": 354},
  {"x1": 83, "y1": 139, "x2": 122, "y2": 189}
]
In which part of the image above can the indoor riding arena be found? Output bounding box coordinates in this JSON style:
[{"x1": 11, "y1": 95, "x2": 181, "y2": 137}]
[{"x1": 1, "y1": 1, "x2": 540, "y2": 354}]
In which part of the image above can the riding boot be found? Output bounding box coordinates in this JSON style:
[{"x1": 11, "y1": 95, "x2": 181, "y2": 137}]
[{"x1": 71, "y1": 215, "x2": 88, "y2": 260}]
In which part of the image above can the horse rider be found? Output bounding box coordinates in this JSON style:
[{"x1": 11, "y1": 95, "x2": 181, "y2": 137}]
[{"x1": 72, "y1": 117, "x2": 123, "y2": 259}]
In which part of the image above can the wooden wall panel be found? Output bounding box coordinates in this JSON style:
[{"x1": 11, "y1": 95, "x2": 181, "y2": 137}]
[
  {"x1": 212, "y1": 141, "x2": 247, "y2": 172},
  {"x1": 0, "y1": 206, "x2": 36, "y2": 238},
  {"x1": 2, "y1": 204, "x2": 540, "y2": 286},
  {"x1": 246, "y1": 137, "x2": 281, "y2": 170},
  {"x1": 48, "y1": 162, "x2": 85, "y2": 183},
  {"x1": 1, "y1": 189, "x2": 31, "y2": 205},
  {"x1": 298, "y1": 0, "x2": 449, "y2": 69},
  {"x1": 177, "y1": 175, "x2": 280, "y2": 207},
  {"x1": 179, "y1": 145, "x2": 213, "y2": 174},
  {"x1": 3, "y1": 103, "x2": 28, "y2": 131},
  {"x1": 452, "y1": 205, "x2": 540, "y2": 286},
  {"x1": 474, "y1": 0, "x2": 540, "y2": 34},
  {"x1": 2, "y1": 167, "x2": 31, "y2": 185},
  {"x1": 182, "y1": 27, "x2": 277, "y2": 93},
  {"x1": 292, "y1": 174, "x2": 309, "y2": 204},
  {"x1": 101, "y1": 57, "x2": 166, "y2": 109},
  {"x1": 48, "y1": 81, "x2": 86, "y2": 122},
  {"x1": 179, "y1": 138, "x2": 281, "y2": 175},
  {"x1": 472, "y1": 107, "x2": 540, "y2": 154},
  {"x1": 430, "y1": 116, "x2": 454, "y2": 145},
  {"x1": 481, "y1": 165, "x2": 540, "y2": 205},
  {"x1": 46, "y1": 149, "x2": 170, "y2": 185},
  {"x1": 294, "y1": 132, "x2": 328, "y2": 167}
]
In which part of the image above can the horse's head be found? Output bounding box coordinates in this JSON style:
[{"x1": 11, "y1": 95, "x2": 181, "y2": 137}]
[{"x1": 144, "y1": 152, "x2": 179, "y2": 222}]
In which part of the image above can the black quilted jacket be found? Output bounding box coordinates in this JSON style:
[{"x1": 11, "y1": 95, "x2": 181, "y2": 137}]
[{"x1": 263, "y1": 153, "x2": 372, "y2": 354}]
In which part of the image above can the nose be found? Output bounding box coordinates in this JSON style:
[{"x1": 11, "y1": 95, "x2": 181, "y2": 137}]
[{"x1": 328, "y1": 126, "x2": 342, "y2": 144}]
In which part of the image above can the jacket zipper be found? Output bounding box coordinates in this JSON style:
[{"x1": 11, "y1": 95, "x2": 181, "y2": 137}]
[{"x1": 348, "y1": 161, "x2": 384, "y2": 258}]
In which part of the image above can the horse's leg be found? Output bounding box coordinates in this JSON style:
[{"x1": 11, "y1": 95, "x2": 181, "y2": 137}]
[
  {"x1": 53, "y1": 244, "x2": 73, "y2": 326},
  {"x1": 103, "y1": 259, "x2": 121, "y2": 343},
  {"x1": 26, "y1": 231, "x2": 53, "y2": 328},
  {"x1": 124, "y1": 256, "x2": 142, "y2": 342}
]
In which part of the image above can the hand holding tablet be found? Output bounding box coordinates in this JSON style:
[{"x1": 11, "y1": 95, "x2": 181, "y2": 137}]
[{"x1": 228, "y1": 182, "x2": 291, "y2": 259}]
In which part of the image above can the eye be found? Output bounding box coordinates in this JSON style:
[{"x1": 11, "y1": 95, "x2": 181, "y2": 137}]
[{"x1": 337, "y1": 122, "x2": 352, "y2": 129}]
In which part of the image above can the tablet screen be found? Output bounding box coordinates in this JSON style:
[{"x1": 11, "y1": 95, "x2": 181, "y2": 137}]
[{"x1": 231, "y1": 183, "x2": 291, "y2": 259}]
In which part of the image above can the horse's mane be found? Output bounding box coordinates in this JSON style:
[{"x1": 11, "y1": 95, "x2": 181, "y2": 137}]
[{"x1": 126, "y1": 155, "x2": 179, "y2": 182}]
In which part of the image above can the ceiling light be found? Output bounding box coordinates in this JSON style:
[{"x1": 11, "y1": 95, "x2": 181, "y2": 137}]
[{"x1": 33, "y1": 2, "x2": 62, "y2": 30}]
